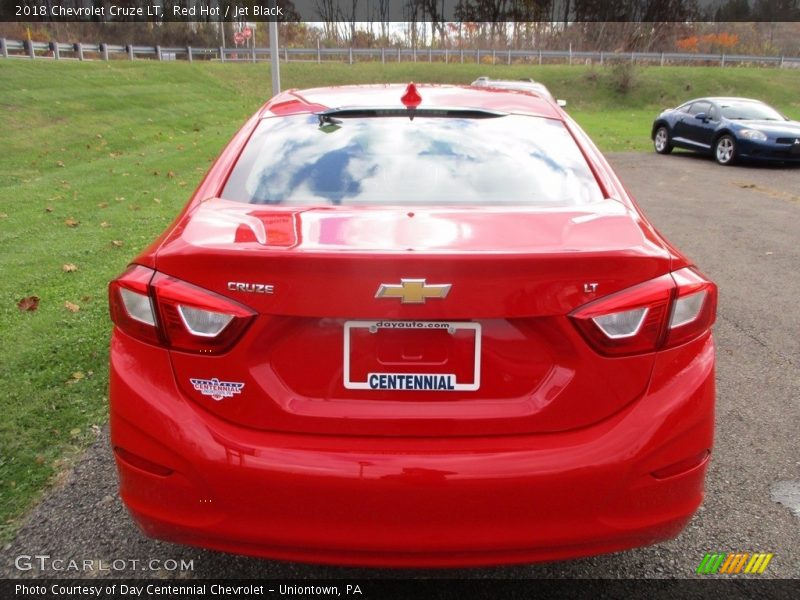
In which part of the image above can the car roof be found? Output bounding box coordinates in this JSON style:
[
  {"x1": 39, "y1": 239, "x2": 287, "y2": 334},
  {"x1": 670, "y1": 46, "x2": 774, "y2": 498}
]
[
  {"x1": 471, "y1": 78, "x2": 555, "y2": 98},
  {"x1": 261, "y1": 84, "x2": 562, "y2": 120},
  {"x1": 682, "y1": 97, "x2": 765, "y2": 105}
]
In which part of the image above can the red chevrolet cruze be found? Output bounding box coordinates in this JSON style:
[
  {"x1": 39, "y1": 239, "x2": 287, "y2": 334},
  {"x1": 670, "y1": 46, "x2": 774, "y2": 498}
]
[{"x1": 108, "y1": 83, "x2": 717, "y2": 567}]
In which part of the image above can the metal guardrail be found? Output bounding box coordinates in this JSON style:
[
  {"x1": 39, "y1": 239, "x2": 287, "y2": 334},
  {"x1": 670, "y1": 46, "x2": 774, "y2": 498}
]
[{"x1": 2, "y1": 38, "x2": 799, "y2": 68}]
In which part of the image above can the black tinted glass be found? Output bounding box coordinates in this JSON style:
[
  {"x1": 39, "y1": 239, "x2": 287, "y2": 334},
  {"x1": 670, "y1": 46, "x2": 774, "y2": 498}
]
[
  {"x1": 689, "y1": 102, "x2": 711, "y2": 115},
  {"x1": 222, "y1": 114, "x2": 604, "y2": 207}
]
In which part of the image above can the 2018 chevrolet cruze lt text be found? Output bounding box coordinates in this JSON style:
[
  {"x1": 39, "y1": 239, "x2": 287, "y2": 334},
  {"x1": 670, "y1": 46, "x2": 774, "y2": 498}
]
[{"x1": 109, "y1": 83, "x2": 717, "y2": 567}]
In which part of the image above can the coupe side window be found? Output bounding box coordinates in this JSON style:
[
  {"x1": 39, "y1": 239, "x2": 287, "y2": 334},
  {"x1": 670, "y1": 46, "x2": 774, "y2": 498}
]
[
  {"x1": 689, "y1": 102, "x2": 711, "y2": 116},
  {"x1": 707, "y1": 106, "x2": 719, "y2": 121}
]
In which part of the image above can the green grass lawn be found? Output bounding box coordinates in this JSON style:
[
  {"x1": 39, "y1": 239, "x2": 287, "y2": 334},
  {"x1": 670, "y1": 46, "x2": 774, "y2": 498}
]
[{"x1": 1, "y1": 58, "x2": 799, "y2": 540}]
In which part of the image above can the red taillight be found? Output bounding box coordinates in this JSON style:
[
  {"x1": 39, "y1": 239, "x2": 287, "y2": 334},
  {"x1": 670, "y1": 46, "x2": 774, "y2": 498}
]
[
  {"x1": 109, "y1": 265, "x2": 161, "y2": 346},
  {"x1": 109, "y1": 266, "x2": 255, "y2": 354},
  {"x1": 151, "y1": 273, "x2": 255, "y2": 354},
  {"x1": 665, "y1": 268, "x2": 717, "y2": 348},
  {"x1": 570, "y1": 268, "x2": 717, "y2": 356}
]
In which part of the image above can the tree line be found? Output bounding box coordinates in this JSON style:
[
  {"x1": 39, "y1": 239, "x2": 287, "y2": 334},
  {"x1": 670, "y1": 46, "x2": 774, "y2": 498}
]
[{"x1": 1, "y1": 0, "x2": 799, "y2": 56}]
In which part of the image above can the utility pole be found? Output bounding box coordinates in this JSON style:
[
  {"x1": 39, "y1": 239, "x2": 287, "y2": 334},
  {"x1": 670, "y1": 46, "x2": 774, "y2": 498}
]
[{"x1": 270, "y1": 20, "x2": 280, "y2": 95}]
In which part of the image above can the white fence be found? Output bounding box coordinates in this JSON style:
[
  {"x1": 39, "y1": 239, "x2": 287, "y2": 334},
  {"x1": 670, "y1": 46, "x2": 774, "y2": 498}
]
[{"x1": 2, "y1": 38, "x2": 799, "y2": 68}]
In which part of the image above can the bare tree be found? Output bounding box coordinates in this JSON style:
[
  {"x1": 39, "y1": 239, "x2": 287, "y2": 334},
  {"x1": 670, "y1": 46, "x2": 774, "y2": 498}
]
[
  {"x1": 314, "y1": 0, "x2": 340, "y2": 43},
  {"x1": 341, "y1": 0, "x2": 359, "y2": 44},
  {"x1": 376, "y1": 0, "x2": 390, "y2": 42}
]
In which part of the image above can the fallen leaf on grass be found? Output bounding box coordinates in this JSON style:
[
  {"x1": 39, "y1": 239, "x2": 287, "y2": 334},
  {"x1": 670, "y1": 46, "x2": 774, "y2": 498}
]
[
  {"x1": 69, "y1": 428, "x2": 81, "y2": 437},
  {"x1": 111, "y1": 240, "x2": 124, "y2": 248},
  {"x1": 0, "y1": 212, "x2": 7, "y2": 219},
  {"x1": 35, "y1": 455, "x2": 46, "y2": 465},
  {"x1": 97, "y1": 202, "x2": 108, "y2": 208},
  {"x1": 64, "y1": 301, "x2": 80, "y2": 313},
  {"x1": 67, "y1": 371, "x2": 86, "y2": 384},
  {"x1": 64, "y1": 217, "x2": 80, "y2": 228},
  {"x1": 45, "y1": 207, "x2": 53, "y2": 213},
  {"x1": 56, "y1": 160, "x2": 65, "y2": 167},
  {"x1": 100, "y1": 221, "x2": 110, "y2": 228},
  {"x1": 62, "y1": 263, "x2": 78, "y2": 272},
  {"x1": 17, "y1": 296, "x2": 40, "y2": 312},
  {"x1": 167, "y1": 170, "x2": 175, "y2": 178}
]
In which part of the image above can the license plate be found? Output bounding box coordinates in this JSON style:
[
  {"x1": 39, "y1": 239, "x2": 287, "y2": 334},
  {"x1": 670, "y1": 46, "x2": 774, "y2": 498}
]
[{"x1": 343, "y1": 320, "x2": 481, "y2": 391}]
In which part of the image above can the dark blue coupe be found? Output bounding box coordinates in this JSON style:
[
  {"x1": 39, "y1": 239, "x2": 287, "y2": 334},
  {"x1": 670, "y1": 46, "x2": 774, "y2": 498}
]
[{"x1": 651, "y1": 97, "x2": 800, "y2": 165}]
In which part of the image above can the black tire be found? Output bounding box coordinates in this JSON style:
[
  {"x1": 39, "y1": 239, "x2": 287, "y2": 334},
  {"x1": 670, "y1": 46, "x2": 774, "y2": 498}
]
[
  {"x1": 714, "y1": 134, "x2": 737, "y2": 165},
  {"x1": 653, "y1": 126, "x2": 673, "y2": 155}
]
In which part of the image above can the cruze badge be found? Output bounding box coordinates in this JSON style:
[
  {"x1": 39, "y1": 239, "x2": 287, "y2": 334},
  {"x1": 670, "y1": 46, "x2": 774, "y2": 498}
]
[
  {"x1": 190, "y1": 378, "x2": 244, "y2": 401},
  {"x1": 375, "y1": 279, "x2": 452, "y2": 304},
  {"x1": 227, "y1": 282, "x2": 274, "y2": 294}
]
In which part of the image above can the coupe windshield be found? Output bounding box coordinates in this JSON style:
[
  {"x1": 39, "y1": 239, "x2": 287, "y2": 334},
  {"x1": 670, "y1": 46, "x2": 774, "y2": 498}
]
[
  {"x1": 222, "y1": 114, "x2": 604, "y2": 207},
  {"x1": 719, "y1": 101, "x2": 784, "y2": 121}
]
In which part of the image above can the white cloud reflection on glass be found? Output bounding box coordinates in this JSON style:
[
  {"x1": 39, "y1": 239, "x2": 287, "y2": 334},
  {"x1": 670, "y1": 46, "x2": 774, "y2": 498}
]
[{"x1": 222, "y1": 114, "x2": 604, "y2": 207}]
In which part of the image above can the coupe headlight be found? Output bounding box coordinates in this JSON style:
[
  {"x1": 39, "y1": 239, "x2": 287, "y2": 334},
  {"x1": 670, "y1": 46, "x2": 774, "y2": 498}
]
[{"x1": 739, "y1": 129, "x2": 768, "y2": 142}]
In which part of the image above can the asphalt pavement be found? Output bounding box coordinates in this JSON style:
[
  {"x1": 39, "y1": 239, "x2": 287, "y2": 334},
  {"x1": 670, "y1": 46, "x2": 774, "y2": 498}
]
[{"x1": 2, "y1": 151, "x2": 799, "y2": 580}]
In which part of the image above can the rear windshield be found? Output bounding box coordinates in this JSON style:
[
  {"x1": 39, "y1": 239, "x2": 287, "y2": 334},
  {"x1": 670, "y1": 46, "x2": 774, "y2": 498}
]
[{"x1": 222, "y1": 114, "x2": 604, "y2": 207}]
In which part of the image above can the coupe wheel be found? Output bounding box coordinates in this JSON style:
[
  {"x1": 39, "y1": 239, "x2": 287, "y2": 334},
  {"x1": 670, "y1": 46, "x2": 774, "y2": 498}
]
[
  {"x1": 654, "y1": 126, "x2": 673, "y2": 154},
  {"x1": 714, "y1": 135, "x2": 736, "y2": 165}
]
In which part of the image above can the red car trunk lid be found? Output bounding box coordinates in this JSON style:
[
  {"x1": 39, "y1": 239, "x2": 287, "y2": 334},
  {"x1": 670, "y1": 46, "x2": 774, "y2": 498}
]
[{"x1": 157, "y1": 200, "x2": 671, "y2": 436}]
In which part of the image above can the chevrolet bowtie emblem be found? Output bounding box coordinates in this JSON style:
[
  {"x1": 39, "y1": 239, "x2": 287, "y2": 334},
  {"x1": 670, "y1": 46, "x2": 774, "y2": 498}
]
[{"x1": 375, "y1": 279, "x2": 452, "y2": 304}]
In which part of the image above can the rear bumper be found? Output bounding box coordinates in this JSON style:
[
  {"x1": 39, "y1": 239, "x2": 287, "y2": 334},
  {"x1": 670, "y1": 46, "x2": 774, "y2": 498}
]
[{"x1": 110, "y1": 330, "x2": 715, "y2": 567}]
